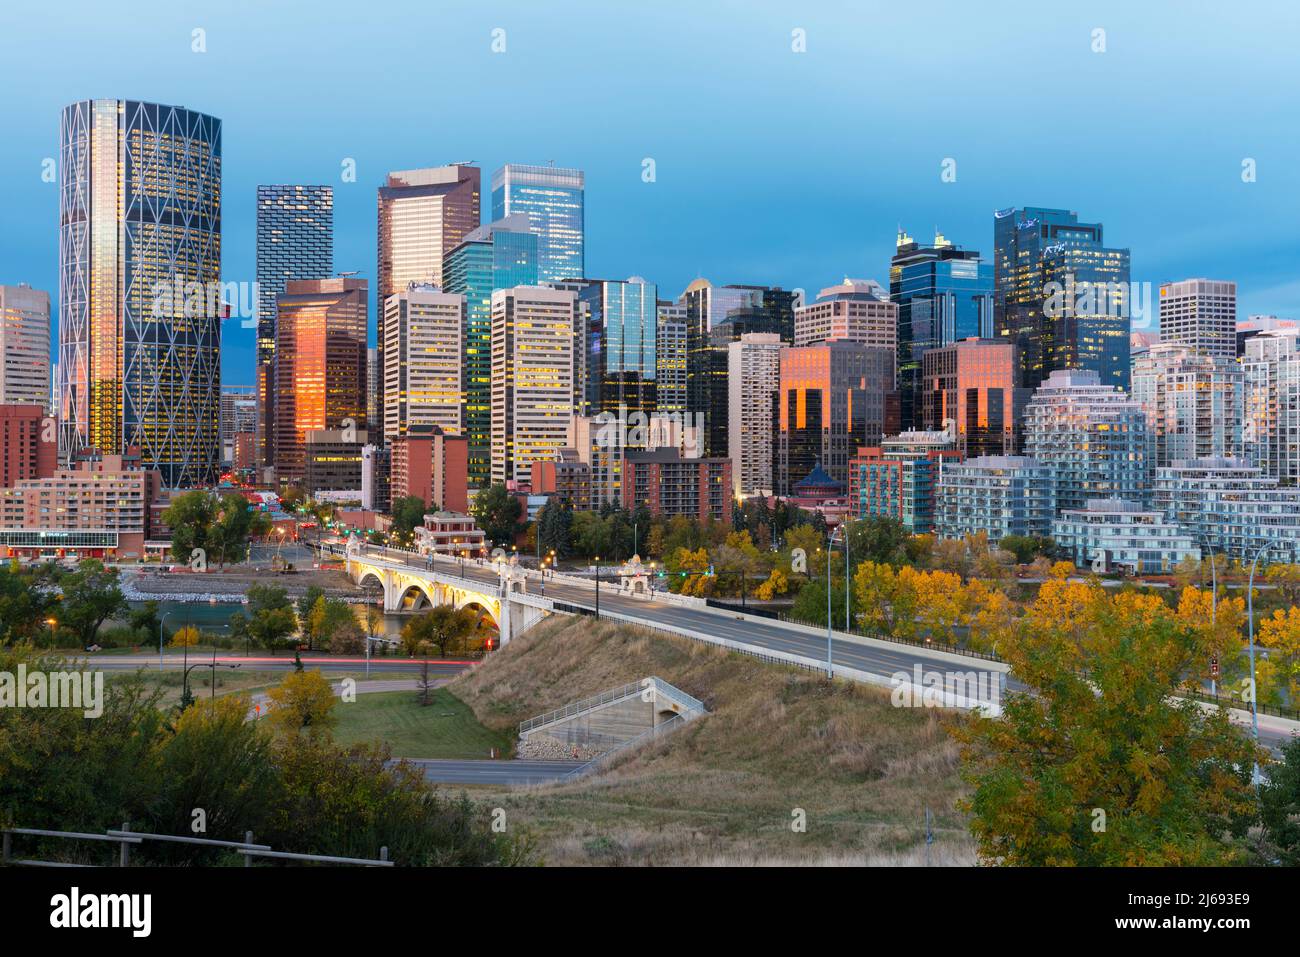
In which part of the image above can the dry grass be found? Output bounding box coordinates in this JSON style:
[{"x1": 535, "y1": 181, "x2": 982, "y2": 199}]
[{"x1": 450, "y1": 615, "x2": 976, "y2": 866}]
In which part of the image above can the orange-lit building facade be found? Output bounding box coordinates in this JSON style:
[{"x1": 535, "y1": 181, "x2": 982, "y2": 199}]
[
  {"x1": 776, "y1": 341, "x2": 897, "y2": 495},
  {"x1": 272, "y1": 278, "x2": 367, "y2": 484},
  {"x1": 920, "y1": 337, "x2": 1021, "y2": 457}
]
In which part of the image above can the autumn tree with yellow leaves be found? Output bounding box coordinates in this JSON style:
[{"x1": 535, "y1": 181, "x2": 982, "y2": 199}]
[{"x1": 952, "y1": 581, "x2": 1261, "y2": 865}]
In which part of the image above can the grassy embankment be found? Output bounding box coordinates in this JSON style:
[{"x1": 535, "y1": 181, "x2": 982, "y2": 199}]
[{"x1": 448, "y1": 615, "x2": 976, "y2": 866}]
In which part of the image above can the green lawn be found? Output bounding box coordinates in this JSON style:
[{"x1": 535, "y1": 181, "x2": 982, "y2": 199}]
[{"x1": 332, "y1": 688, "x2": 514, "y2": 759}]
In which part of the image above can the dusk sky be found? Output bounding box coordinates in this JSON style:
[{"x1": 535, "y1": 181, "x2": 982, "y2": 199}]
[{"x1": 2, "y1": 0, "x2": 1299, "y2": 381}]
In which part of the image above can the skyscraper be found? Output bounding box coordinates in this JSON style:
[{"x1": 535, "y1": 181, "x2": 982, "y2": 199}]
[
  {"x1": 556, "y1": 276, "x2": 658, "y2": 419},
  {"x1": 219, "y1": 386, "x2": 257, "y2": 467},
  {"x1": 890, "y1": 230, "x2": 994, "y2": 431},
  {"x1": 490, "y1": 286, "x2": 576, "y2": 485},
  {"x1": 58, "y1": 99, "x2": 222, "y2": 488},
  {"x1": 655, "y1": 301, "x2": 688, "y2": 418},
  {"x1": 255, "y1": 185, "x2": 333, "y2": 468},
  {"x1": 682, "y1": 279, "x2": 798, "y2": 458},
  {"x1": 443, "y1": 214, "x2": 539, "y2": 487},
  {"x1": 382, "y1": 285, "x2": 465, "y2": 440},
  {"x1": 377, "y1": 165, "x2": 480, "y2": 443},
  {"x1": 1158, "y1": 279, "x2": 1237, "y2": 358},
  {"x1": 0, "y1": 283, "x2": 51, "y2": 408},
  {"x1": 490, "y1": 164, "x2": 584, "y2": 283},
  {"x1": 273, "y1": 279, "x2": 367, "y2": 484},
  {"x1": 920, "y1": 338, "x2": 1020, "y2": 458},
  {"x1": 777, "y1": 341, "x2": 896, "y2": 493},
  {"x1": 793, "y1": 278, "x2": 896, "y2": 349},
  {"x1": 993, "y1": 206, "x2": 1131, "y2": 393},
  {"x1": 1243, "y1": 329, "x2": 1300, "y2": 485}
]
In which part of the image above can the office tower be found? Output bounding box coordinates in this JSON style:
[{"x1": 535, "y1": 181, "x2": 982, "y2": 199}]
[
  {"x1": 1154, "y1": 458, "x2": 1300, "y2": 562},
  {"x1": 304, "y1": 428, "x2": 366, "y2": 496},
  {"x1": 376, "y1": 164, "x2": 480, "y2": 443},
  {"x1": 58, "y1": 99, "x2": 222, "y2": 487},
  {"x1": 920, "y1": 338, "x2": 1021, "y2": 458},
  {"x1": 1244, "y1": 329, "x2": 1300, "y2": 485},
  {"x1": 367, "y1": 347, "x2": 379, "y2": 430},
  {"x1": 254, "y1": 185, "x2": 333, "y2": 468},
  {"x1": 1159, "y1": 279, "x2": 1236, "y2": 358},
  {"x1": 793, "y1": 278, "x2": 896, "y2": 349},
  {"x1": 890, "y1": 230, "x2": 994, "y2": 431},
  {"x1": 0, "y1": 405, "x2": 59, "y2": 487},
  {"x1": 848, "y1": 431, "x2": 959, "y2": 534},
  {"x1": 0, "y1": 284, "x2": 51, "y2": 408},
  {"x1": 1237, "y1": 314, "x2": 1297, "y2": 356},
  {"x1": 490, "y1": 286, "x2": 576, "y2": 485},
  {"x1": 382, "y1": 285, "x2": 465, "y2": 440},
  {"x1": 556, "y1": 276, "x2": 658, "y2": 419},
  {"x1": 683, "y1": 279, "x2": 798, "y2": 458},
  {"x1": 1131, "y1": 343, "x2": 1244, "y2": 471},
  {"x1": 655, "y1": 301, "x2": 688, "y2": 418},
  {"x1": 622, "y1": 447, "x2": 732, "y2": 524},
  {"x1": 1023, "y1": 369, "x2": 1148, "y2": 511},
  {"x1": 490, "y1": 164, "x2": 584, "y2": 283},
  {"x1": 0, "y1": 453, "x2": 163, "y2": 562},
  {"x1": 993, "y1": 206, "x2": 1131, "y2": 392},
  {"x1": 219, "y1": 386, "x2": 257, "y2": 467},
  {"x1": 273, "y1": 279, "x2": 367, "y2": 484},
  {"x1": 776, "y1": 341, "x2": 896, "y2": 494},
  {"x1": 727, "y1": 333, "x2": 782, "y2": 497},
  {"x1": 443, "y1": 214, "x2": 539, "y2": 487},
  {"x1": 936, "y1": 456, "x2": 1056, "y2": 542}
]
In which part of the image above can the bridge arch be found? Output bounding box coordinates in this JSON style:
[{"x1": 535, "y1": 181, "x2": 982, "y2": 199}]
[{"x1": 397, "y1": 582, "x2": 435, "y2": 611}]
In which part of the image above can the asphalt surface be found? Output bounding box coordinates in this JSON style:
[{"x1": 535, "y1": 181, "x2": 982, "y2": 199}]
[{"x1": 81, "y1": 653, "x2": 472, "y2": 677}]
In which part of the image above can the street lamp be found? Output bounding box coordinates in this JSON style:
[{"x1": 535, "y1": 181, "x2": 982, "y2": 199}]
[
  {"x1": 1246, "y1": 541, "x2": 1276, "y2": 767},
  {"x1": 1201, "y1": 536, "x2": 1218, "y2": 695},
  {"x1": 594, "y1": 556, "x2": 601, "y2": 618},
  {"x1": 158, "y1": 612, "x2": 171, "y2": 673}
]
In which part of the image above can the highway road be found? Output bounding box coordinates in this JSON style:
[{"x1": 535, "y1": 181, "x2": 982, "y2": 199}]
[{"x1": 81, "y1": 652, "x2": 472, "y2": 678}]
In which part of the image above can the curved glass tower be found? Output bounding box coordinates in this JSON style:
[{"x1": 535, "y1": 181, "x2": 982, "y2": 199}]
[{"x1": 58, "y1": 99, "x2": 222, "y2": 487}]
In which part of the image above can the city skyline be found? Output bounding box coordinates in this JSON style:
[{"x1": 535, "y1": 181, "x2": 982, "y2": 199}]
[{"x1": 3, "y1": 1, "x2": 1300, "y2": 384}]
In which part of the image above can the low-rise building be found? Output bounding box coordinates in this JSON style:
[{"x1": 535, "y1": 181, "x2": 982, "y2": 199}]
[
  {"x1": 622, "y1": 447, "x2": 731, "y2": 524},
  {"x1": 1052, "y1": 498, "x2": 1200, "y2": 574},
  {"x1": 413, "y1": 511, "x2": 486, "y2": 557},
  {"x1": 935, "y1": 455, "x2": 1054, "y2": 542},
  {"x1": 530, "y1": 450, "x2": 592, "y2": 506}
]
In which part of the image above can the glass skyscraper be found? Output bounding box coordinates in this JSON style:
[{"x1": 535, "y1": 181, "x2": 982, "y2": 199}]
[
  {"x1": 552, "y1": 277, "x2": 658, "y2": 418},
  {"x1": 255, "y1": 185, "x2": 333, "y2": 468},
  {"x1": 58, "y1": 99, "x2": 222, "y2": 488},
  {"x1": 993, "y1": 207, "x2": 1131, "y2": 393},
  {"x1": 490, "y1": 164, "x2": 584, "y2": 283},
  {"x1": 443, "y1": 214, "x2": 539, "y2": 488},
  {"x1": 891, "y1": 230, "x2": 993, "y2": 431}
]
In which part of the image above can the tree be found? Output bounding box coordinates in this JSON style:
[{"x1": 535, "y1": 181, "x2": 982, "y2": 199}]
[
  {"x1": 390, "y1": 495, "x2": 428, "y2": 542},
  {"x1": 846, "y1": 516, "x2": 908, "y2": 566},
  {"x1": 266, "y1": 669, "x2": 337, "y2": 738},
  {"x1": 400, "y1": 605, "x2": 480, "y2": 658},
  {"x1": 0, "y1": 562, "x2": 56, "y2": 645},
  {"x1": 210, "y1": 492, "x2": 268, "y2": 567},
  {"x1": 471, "y1": 483, "x2": 523, "y2": 545},
  {"x1": 162, "y1": 490, "x2": 217, "y2": 566},
  {"x1": 169, "y1": 625, "x2": 202, "y2": 648},
  {"x1": 1256, "y1": 605, "x2": 1300, "y2": 706},
  {"x1": 230, "y1": 583, "x2": 298, "y2": 653},
  {"x1": 1258, "y1": 736, "x2": 1300, "y2": 866},
  {"x1": 297, "y1": 586, "x2": 326, "y2": 648},
  {"x1": 536, "y1": 498, "x2": 575, "y2": 559},
  {"x1": 128, "y1": 600, "x2": 162, "y2": 645},
  {"x1": 952, "y1": 582, "x2": 1261, "y2": 865},
  {"x1": 58, "y1": 559, "x2": 126, "y2": 649},
  {"x1": 309, "y1": 596, "x2": 359, "y2": 652}
]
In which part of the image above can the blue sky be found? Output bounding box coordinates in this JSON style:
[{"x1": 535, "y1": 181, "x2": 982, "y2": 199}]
[{"x1": 2, "y1": 0, "x2": 1299, "y2": 382}]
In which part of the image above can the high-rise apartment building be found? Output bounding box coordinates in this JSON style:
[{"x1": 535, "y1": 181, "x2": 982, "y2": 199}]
[
  {"x1": 1244, "y1": 328, "x2": 1300, "y2": 485},
  {"x1": 58, "y1": 99, "x2": 222, "y2": 487},
  {"x1": 254, "y1": 185, "x2": 333, "y2": 468},
  {"x1": 1154, "y1": 457, "x2": 1300, "y2": 562},
  {"x1": 890, "y1": 230, "x2": 994, "y2": 431},
  {"x1": 219, "y1": 386, "x2": 257, "y2": 467},
  {"x1": 776, "y1": 341, "x2": 896, "y2": 493},
  {"x1": 273, "y1": 279, "x2": 367, "y2": 484},
  {"x1": 0, "y1": 284, "x2": 51, "y2": 408},
  {"x1": 490, "y1": 164, "x2": 584, "y2": 283},
  {"x1": 936, "y1": 455, "x2": 1056, "y2": 542},
  {"x1": 848, "y1": 430, "x2": 959, "y2": 534},
  {"x1": 1132, "y1": 343, "x2": 1244, "y2": 472},
  {"x1": 376, "y1": 165, "x2": 480, "y2": 443},
  {"x1": 382, "y1": 285, "x2": 465, "y2": 440},
  {"x1": 727, "y1": 333, "x2": 782, "y2": 497},
  {"x1": 1023, "y1": 369, "x2": 1148, "y2": 511},
  {"x1": 490, "y1": 286, "x2": 576, "y2": 485},
  {"x1": 920, "y1": 338, "x2": 1020, "y2": 458},
  {"x1": 793, "y1": 279, "x2": 896, "y2": 350},
  {"x1": 443, "y1": 214, "x2": 538, "y2": 487},
  {"x1": 993, "y1": 207, "x2": 1131, "y2": 392},
  {"x1": 1158, "y1": 279, "x2": 1236, "y2": 358},
  {"x1": 622, "y1": 447, "x2": 732, "y2": 524}
]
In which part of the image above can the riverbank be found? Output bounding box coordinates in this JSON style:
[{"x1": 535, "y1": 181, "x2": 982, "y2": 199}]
[{"x1": 121, "y1": 565, "x2": 363, "y2": 604}]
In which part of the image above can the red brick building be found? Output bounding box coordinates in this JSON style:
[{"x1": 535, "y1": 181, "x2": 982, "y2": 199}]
[
  {"x1": 0, "y1": 404, "x2": 57, "y2": 489},
  {"x1": 390, "y1": 424, "x2": 468, "y2": 513},
  {"x1": 622, "y1": 447, "x2": 732, "y2": 524}
]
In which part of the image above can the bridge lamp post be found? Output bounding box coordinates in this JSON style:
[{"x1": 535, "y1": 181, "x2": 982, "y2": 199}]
[
  {"x1": 594, "y1": 556, "x2": 601, "y2": 618},
  {"x1": 1201, "y1": 536, "x2": 1218, "y2": 695}
]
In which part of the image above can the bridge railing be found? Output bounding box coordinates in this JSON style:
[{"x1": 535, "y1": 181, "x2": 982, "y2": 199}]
[{"x1": 519, "y1": 679, "x2": 647, "y2": 735}]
